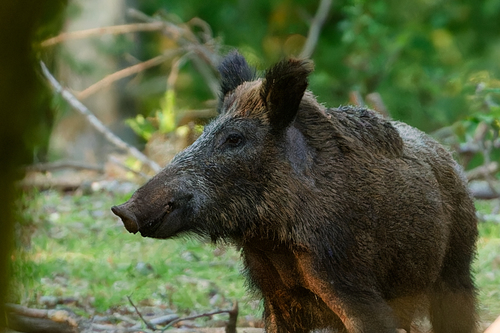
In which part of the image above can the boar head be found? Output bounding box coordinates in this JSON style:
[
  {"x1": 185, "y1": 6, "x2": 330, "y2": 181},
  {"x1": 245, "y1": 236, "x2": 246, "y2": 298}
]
[{"x1": 112, "y1": 52, "x2": 316, "y2": 243}]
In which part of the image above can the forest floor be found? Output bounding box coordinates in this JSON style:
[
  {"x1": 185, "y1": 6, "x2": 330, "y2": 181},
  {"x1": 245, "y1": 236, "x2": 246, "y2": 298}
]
[{"x1": 6, "y1": 171, "x2": 500, "y2": 333}]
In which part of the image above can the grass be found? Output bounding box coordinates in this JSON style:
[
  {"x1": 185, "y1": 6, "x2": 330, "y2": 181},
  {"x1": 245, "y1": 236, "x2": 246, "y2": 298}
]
[
  {"x1": 10, "y1": 189, "x2": 257, "y2": 323},
  {"x1": 9, "y1": 190, "x2": 500, "y2": 326},
  {"x1": 475, "y1": 200, "x2": 500, "y2": 323}
]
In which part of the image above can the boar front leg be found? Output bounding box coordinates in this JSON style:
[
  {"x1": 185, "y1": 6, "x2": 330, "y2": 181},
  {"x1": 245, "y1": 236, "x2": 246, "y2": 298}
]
[
  {"x1": 297, "y1": 254, "x2": 398, "y2": 333},
  {"x1": 243, "y1": 249, "x2": 317, "y2": 333},
  {"x1": 262, "y1": 299, "x2": 285, "y2": 333}
]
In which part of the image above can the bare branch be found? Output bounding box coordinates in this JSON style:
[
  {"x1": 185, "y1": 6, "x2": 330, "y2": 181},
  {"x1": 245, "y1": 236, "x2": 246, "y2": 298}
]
[
  {"x1": 167, "y1": 54, "x2": 190, "y2": 90},
  {"x1": 40, "y1": 61, "x2": 161, "y2": 173},
  {"x1": 41, "y1": 22, "x2": 165, "y2": 47},
  {"x1": 349, "y1": 91, "x2": 365, "y2": 107},
  {"x1": 77, "y1": 51, "x2": 180, "y2": 100},
  {"x1": 187, "y1": 17, "x2": 214, "y2": 43},
  {"x1": 26, "y1": 160, "x2": 105, "y2": 173},
  {"x1": 189, "y1": 52, "x2": 220, "y2": 99},
  {"x1": 299, "y1": 0, "x2": 333, "y2": 59},
  {"x1": 365, "y1": 92, "x2": 390, "y2": 118},
  {"x1": 127, "y1": 9, "x2": 221, "y2": 98},
  {"x1": 160, "y1": 307, "x2": 236, "y2": 332},
  {"x1": 108, "y1": 156, "x2": 150, "y2": 180},
  {"x1": 466, "y1": 162, "x2": 499, "y2": 181}
]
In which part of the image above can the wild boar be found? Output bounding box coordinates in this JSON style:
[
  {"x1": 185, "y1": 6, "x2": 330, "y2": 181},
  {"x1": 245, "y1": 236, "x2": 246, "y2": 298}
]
[{"x1": 111, "y1": 52, "x2": 478, "y2": 333}]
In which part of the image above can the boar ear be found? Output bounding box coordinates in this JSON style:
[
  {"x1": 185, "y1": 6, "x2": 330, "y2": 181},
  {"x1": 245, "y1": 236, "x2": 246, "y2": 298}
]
[
  {"x1": 261, "y1": 58, "x2": 313, "y2": 132},
  {"x1": 218, "y1": 51, "x2": 256, "y2": 98}
]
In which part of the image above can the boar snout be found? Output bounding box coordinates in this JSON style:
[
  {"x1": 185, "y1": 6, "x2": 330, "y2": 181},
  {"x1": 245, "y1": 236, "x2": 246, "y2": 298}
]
[
  {"x1": 111, "y1": 203, "x2": 140, "y2": 234},
  {"x1": 112, "y1": 181, "x2": 195, "y2": 239}
]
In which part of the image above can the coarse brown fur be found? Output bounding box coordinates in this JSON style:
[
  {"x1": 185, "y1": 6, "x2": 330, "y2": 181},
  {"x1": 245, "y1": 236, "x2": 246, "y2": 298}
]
[{"x1": 112, "y1": 52, "x2": 478, "y2": 333}]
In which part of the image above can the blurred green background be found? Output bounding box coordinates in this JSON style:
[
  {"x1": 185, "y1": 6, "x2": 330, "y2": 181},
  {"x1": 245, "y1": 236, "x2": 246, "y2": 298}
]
[
  {"x1": 46, "y1": 0, "x2": 500, "y2": 162},
  {"x1": 129, "y1": 0, "x2": 500, "y2": 132},
  {"x1": 5, "y1": 0, "x2": 500, "y2": 330}
]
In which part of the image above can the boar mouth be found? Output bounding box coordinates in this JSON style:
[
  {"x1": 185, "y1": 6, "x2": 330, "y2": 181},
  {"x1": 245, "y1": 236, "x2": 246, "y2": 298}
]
[
  {"x1": 138, "y1": 203, "x2": 174, "y2": 237},
  {"x1": 111, "y1": 200, "x2": 174, "y2": 236}
]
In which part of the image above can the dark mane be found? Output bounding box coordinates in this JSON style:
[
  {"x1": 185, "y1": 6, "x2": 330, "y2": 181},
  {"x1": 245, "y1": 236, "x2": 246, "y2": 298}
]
[
  {"x1": 326, "y1": 106, "x2": 404, "y2": 158},
  {"x1": 218, "y1": 51, "x2": 256, "y2": 99}
]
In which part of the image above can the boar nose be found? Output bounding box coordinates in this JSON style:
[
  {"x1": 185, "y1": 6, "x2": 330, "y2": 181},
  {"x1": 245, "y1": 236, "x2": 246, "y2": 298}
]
[{"x1": 111, "y1": 204, "x2": 139, "y2": 234}]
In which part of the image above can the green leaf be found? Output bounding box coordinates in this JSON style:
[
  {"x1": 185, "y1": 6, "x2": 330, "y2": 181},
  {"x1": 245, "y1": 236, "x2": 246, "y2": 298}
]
[
  {"x1": 125, "y1": 115, "x2": 156, "y2": 141},
  {"x1": 159, "y1": 89, "x2": 177, "y2": 134}
]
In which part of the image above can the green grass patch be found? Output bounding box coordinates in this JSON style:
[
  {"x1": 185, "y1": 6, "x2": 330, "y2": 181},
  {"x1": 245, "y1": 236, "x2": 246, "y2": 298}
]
[{"x1": 10, "y1": 189, "x2": 257, "y2": 320}]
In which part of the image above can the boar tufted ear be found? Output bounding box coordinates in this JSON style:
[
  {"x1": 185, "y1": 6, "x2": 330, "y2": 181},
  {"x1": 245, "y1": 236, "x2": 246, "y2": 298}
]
[
  {"x1": 218, "y1": 51, "x2": 256, "y2": 98},
  {"x1": 261, "y1": 58, "x2": 313, "y2": 132}
]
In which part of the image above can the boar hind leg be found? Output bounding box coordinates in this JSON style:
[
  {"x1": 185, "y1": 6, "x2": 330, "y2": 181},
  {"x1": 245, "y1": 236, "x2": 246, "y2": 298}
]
[
  {"x1": 429, "y1": 280, "x2": 477, "y2": 333},
  {"x1": 429, "y1": 241, "x2": 478, "y2": 333},
  {"x1": 298, "y1": 259, "x2": 397, "y2": 333},
  {"x1": 316, "y1": 289, "x2": 397, "y2": 333}
]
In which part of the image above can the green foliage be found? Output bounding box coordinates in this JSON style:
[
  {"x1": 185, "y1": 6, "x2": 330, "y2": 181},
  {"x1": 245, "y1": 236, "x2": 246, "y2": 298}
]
[
  {"x1": 126, "y1": 114, "x2": 156, "y2": 141},
  {"x1": 131, "y1": 0, "x2": 500, "y2": 134}
]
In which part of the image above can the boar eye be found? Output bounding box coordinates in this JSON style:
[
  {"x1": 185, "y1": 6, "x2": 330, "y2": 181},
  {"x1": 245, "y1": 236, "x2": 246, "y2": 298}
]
[{"x1": 224, "y1": 133, "x2": 244, "y2": 148}]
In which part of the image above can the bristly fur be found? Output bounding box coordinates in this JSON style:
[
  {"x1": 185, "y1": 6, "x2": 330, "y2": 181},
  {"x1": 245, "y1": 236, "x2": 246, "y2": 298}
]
[
  {"x1": 261, "y1": 58, "x2": 313, "y2": 132},
  {"x1": 218, "y1": 51, "x2": 256, "y2": 103},
  {"x1": 114, "y1": 51, "x2": 479, "y2": 333}
]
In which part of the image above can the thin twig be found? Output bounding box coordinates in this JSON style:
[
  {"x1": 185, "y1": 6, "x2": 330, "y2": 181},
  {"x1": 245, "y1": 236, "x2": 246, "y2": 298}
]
[
  {"x1": 167, "y1": 54, "x2": 190, "y2": 90},
  {"x1": 26, "y1": 161, "x2": 105, "y2": 173},
  {"x1": 349, "y1": 91, "x2": 365, "y2": 107},
  {"x1": 188, "y1": 50, "x2": 220, "y2": 99},
  {"x1": 41, "y1": 22, "x2": 165, "y2": 47},
  {"x1": 40, "y1": 61, "x2": 161, "y2": 173},
  {"x1": 77, "y1": 51, "x2": 180, "y2": 100},
  {"x1": 108, "y1": 156, "x2": 150, "y2": 179},
  {"x1": 128, "y1": 8, "x2": 221, "y2": 98},
  {"x1": 187, "y1": 17, "x2": 214, "y2": 43},
  {"x1": 299, "y1": 0, "x2": 333, "y2": 59},
  {"x1": 160, "y1": 308, "x2": 234, "y2": 332},
  {"x1": 127, "y1": 296, "x2": 157, "y2": 331},
  {"x1": 365, "y1": 92, "x2": 390, "y2": 118}
]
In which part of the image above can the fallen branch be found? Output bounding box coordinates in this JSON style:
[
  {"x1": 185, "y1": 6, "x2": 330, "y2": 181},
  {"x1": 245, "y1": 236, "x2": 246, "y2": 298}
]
[
  {"x1": 6, "y1": 303, "x2": 78, "y2": 333},
  {"x1": 41, "y1": 22, "x2": 166, "y2": 47},
  {"x1": 299, "y1": 0, "x2": 333, "y2": 59},
  {"x1": 40, "y1": 61, "x2": 161, "y2": 173}
]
